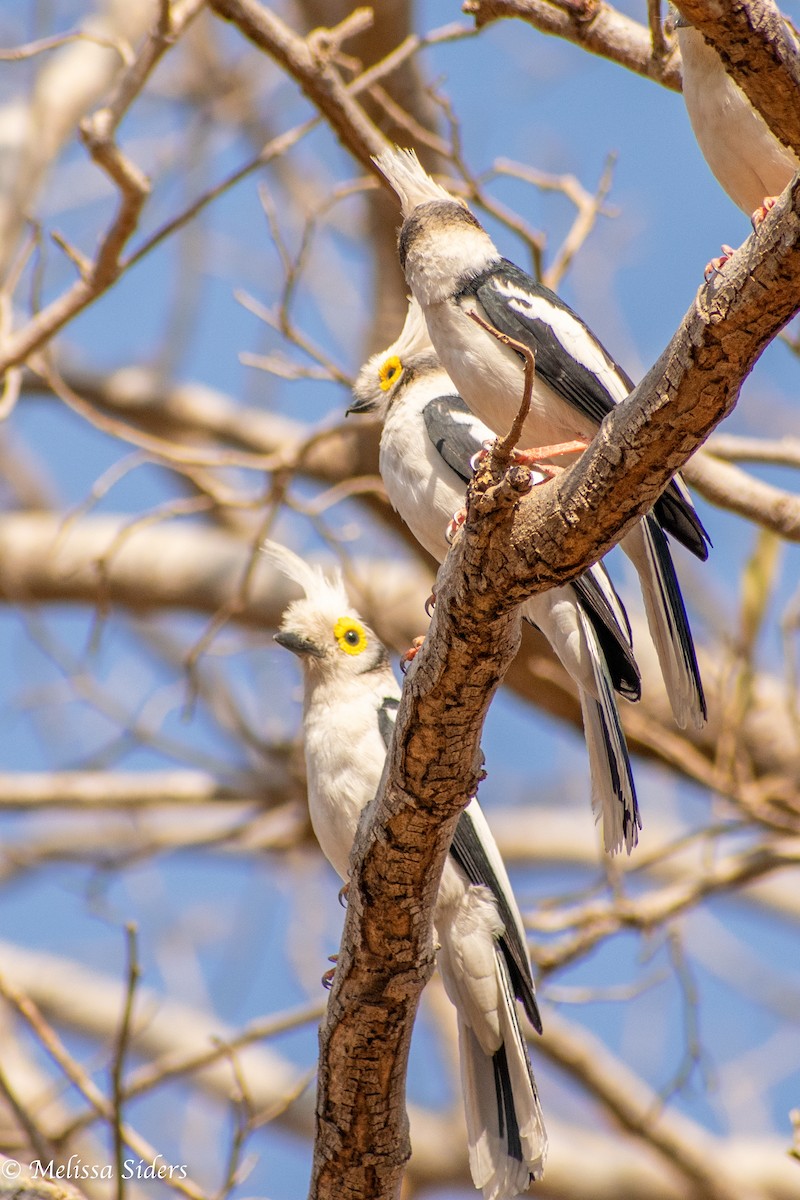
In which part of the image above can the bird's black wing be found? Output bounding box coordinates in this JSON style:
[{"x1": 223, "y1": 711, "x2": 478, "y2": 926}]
[
  {"x1": 422, "y1": 393, "x2": 488, "y2": 485},
  {"x1": 468, "y1": 260, "x2": 711, "y2": 559},
  {"x1": 450, "y1": 807, "x2": 542, "y2": 1034},
  {"x1": 377, "y1": 696, "x2": 399, "y2": 749},
  {"x1": 469, "y1": 260, "x2": 626, "y2": 427}
]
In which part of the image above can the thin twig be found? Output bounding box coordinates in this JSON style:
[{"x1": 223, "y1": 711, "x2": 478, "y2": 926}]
[
  {"x1": 112, "y1": 924, "x2": 141, "y2": 1200},
  {"x1": 466, "y1": 310, "x2": 536, "y2": 461}
]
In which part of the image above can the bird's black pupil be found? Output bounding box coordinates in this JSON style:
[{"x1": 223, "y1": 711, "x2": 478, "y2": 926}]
[{"x1": 345, "y1": 629, "x2": 360, "y2": 645}]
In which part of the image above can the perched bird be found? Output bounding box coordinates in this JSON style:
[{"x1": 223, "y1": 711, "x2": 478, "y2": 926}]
[
  {"x1": 675, "y1": 9, "x2": 799, "y2": 223},
  {"x1": 349, "y1": 298, "x2": 641, "y2": 855},
  {"x1": 266, "y1": 539, "x2": 547, "y2": 1198},
  {"x1": 373, "y1": 147, "x2": 710, "y2": 733}
]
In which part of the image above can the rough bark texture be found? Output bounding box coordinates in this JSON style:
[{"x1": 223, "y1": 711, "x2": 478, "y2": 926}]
[
  {"x1": 311, "y1": 461, "x2": 527, "y2": 1200},
  {"x1": 309, "y1": 174, "x2": 800, "y2": 1199}
]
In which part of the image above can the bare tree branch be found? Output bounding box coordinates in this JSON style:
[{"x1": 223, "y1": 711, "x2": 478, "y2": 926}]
[
  {"x1": 311, "y1": 175, "x2": 800, "y2": 1200},
  {"x1": 684, "y1": 451, "x2": 800, "y2": 541},
  {"x1": 463, "y1": 0, "x2": 682, "y2": 89},
  {"x1": 208, "y1": 0, "x2": 390, "y2": 172}
]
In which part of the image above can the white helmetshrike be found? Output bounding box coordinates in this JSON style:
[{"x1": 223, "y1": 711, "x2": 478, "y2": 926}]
[
  {"x1": 349, "y1": 298, "x2": 641, "y2": 855},
  {"x1": 373, "y1": 147, "x2": 710, "y2": 733},
  {"x1": 266, "y1": 540, "x2": 547, "y2": 1199},
  {"x1": 675, "y1": 10, "x2": 798, "y2": 222}
]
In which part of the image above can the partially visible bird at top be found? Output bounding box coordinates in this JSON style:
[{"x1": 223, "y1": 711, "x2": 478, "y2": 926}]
[
  {"x1": 674, "y1": 8, "x2": 799, "y2": 274},
  {"x1": 372, "y1": 147, "x2": 711, "y2": 734},
  {"x1": 265, "y1": 538, "x2": 547, "y2": 1200},
  {"x1": 348, "y1": 297, "x2": 642, "y2": 855}
]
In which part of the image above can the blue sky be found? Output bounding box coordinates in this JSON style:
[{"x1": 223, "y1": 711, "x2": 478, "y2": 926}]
[{"x1": 2, "y1": 2, "x2": 800, "y2": 1197}]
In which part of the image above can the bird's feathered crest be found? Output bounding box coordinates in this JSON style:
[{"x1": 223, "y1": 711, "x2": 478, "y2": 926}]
[
  {"x1": 351, "y1": 297, "x2": 437, "y2": 413},
  {"x1": 373, "y1": 147, "x2": 457, "y2": 218},
  {"x1": 262, "y1": 539, "x2": 349, "y2": 612},
  {"x1": 368, "y1": 296, "x2": 434, "y2": 375},
  {"x1": 390, "y1": 296, "x2": 434, "y2": 361}
]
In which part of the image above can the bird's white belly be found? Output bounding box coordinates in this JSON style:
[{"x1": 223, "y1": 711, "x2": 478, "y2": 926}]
[
  {"x1": 683, "y1": 60, "x2": 798, "y2": 214},
  {"x1": 304, "y1": 714, "x2": 387, "y2": 881},
  {"x1": 381, "y1": 406, "x2": 464, "y2": 562}
]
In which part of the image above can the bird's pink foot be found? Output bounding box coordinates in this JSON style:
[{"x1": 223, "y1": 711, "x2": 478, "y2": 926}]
[
  {"x1": 703, "y1": 245, "x2": 735, "y2": 281},
  {"x1": 446, "y1": 507, "x2": 467, "y2": 543},
  {"x1": 751, "y1": 196, "x2": 778, "y2": 229},
  {"x1": 322, "y1": 955, "x2": 338, "y2": 989},
  {"x1": 400, "y1": 635, "x2": 425, "y2": 673}
]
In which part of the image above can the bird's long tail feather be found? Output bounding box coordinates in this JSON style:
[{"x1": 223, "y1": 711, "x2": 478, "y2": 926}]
[
  {"x1": 523, "y1": 590, "x2": 639, "y2": 854},
  {"x1": 456, "y1": 958, "x2": 547, "y2": 1200},
  {"x1": 577, "y1": 607, "x2": 641, "y2": 854},
  {"x1": 623, "y1": 515, "x2": 706, "y2": 731}
]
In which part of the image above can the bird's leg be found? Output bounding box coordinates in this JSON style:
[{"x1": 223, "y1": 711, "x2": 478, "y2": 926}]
[
  {"x1": 706, "y1": 201, "x2": 780, "y2": 277},
  {"x1": 322, "y1": 955, "x2": 338, "y2": 989},
  {"x1": 703, "y1": 244, "x2": 735, "y2": 281},
  {"x1": 470, "y1": 437, "x2": 586, "y2": 473},
  {"x1": 400, "y1": 635, "x2": 425, "y2": 672},
  {"x1": 513, "y1": 438, "x2": 589, "y2": 467}
]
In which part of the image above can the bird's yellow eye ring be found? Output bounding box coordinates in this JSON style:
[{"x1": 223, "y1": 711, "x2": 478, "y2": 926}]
[
  {"x1": 378, "y1": 356, "x2": 403, "y2": 392},
  {"x1": 334, "y1": 616, "x2": 368, "y2": 656}
]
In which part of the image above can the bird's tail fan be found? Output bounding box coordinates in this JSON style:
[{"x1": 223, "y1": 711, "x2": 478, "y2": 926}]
[{"x1": 457, "y1": 960, "x2": 547, "y2": 1200}]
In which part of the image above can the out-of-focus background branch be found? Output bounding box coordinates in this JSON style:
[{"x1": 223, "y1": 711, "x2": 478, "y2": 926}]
[{"x1": 0, "y1": 1, "x2": 799, "y2": 1198}]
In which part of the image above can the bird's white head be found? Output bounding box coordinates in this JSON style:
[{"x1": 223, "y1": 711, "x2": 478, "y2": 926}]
[
  {"x1": 373, "y1": 147, "x2": 499, "y2": 306},
  {"x1": 348, "y1": 297, "x2": 438, "y2": 417},
  {"x1": 265, "y1": 541, "x2": 390, "y2": 679}
]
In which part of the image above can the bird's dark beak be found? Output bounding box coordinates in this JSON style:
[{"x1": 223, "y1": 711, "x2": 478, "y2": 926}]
[
  {"x1": 274, "y1": 631, "x2": 325, "y2": 658},
  {"x1": 346, "y1": 395, "x2": 377, "y2": 416}
]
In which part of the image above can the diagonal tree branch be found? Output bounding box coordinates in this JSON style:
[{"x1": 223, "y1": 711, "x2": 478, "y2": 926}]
[
  {"x1": 507, "y1": 177, "x2": 800, "y2": 594},
  {"x1": 0, "y1": 0, "x2": 205, "y2": 378},
  {"x1": 310, "y1": 176, "x2": 800, "y2": 1199},
  {"x1": 208, "y1": 0, "x2": 391, "y2": 171}
]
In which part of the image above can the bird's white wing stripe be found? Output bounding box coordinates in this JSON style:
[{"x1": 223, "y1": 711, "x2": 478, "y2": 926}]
[
  {"x1": 450, "y1": 409, "x2": 489, "y2": 433},
  {"x1": 494, "y1": 280, "x2": 630, "y2": 405}
]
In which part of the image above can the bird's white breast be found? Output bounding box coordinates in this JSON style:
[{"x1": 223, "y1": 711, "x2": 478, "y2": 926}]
[
  {"x1": 303, "y1": 675, "x2": 396, "y2": 881},
  {"x1": 381, "y1": 372, "x2": 469, "y2": 562},
  {"x1": 679, "y1": 26, "x2": 798, "y2": 215}
]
